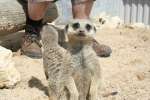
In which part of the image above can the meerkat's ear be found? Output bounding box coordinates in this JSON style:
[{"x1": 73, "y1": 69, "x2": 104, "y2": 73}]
[
  {"x1": 64, "y1": 24, "x2": 69, "y2": 42},
  {"x1": 65, "y1": 24, "x2": 69, "y2": 32},
  {"x1": 91, "y1": 25, "x2": 97, "y2": 36},
  {"x1": 94, "y1": 26, "x2": 97, "y2": 32},
  {"x1": 64, "y1": 33, "x2": 69, "y2": 42}
]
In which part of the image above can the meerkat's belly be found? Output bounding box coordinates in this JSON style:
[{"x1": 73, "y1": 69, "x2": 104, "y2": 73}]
[{"x1": 72, "y1": 54, "x2": 93, "y2": 99}]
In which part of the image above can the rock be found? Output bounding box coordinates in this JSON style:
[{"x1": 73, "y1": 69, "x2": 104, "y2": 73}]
[
  {"x1": 136, "y1": 73, "x2": 145, "y2": 81},
  {"x1": 93, "y1": 12, "x2": 123, "y2": 29},
  {"x1": 102, "y1": 91, "x2": 118, "y2": 97},
  {"x1": 0, "y1": 46, "x2": 21, "y2": 88}
]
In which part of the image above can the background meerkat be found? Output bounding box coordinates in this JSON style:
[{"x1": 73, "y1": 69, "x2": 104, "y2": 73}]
[
  {"x1": 65, "y1": 19, "x2": 101, "y2": 100},
  {"x1": 41, "y1": 24, "x2": 79, "y2": 100}
]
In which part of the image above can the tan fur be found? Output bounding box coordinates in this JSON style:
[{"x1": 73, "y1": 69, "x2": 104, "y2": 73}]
[
  {"x1": 41, "y1": 19, "x2": 101, "y2": 100},
  {"x1": 41, "y1": 25, "x2": 79, "y2": 100},
  {"x1": 65, "y1": 19, "x2": 101, "y2": 100}
]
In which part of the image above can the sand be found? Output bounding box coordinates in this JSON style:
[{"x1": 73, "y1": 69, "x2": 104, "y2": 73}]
[{"x1": 0, "y1": 26, "x2": 150, "y2": 100}]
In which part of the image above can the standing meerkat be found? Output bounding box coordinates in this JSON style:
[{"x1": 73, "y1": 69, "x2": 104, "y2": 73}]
[
  {"x1": 41, "y1": 24, "x2": 79, "y2": 100},
  {"x1": 65, "y1": 19, "x2": 101, "y2": 100}
]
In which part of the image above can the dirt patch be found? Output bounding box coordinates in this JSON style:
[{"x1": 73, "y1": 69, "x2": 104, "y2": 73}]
[{"x1": 0, "y1": 27, "x2": 150, "y2": 100}]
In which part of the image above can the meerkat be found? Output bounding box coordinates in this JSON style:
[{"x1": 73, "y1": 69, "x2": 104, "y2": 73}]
[
  {"x1": 41, "y1": 24, "x2": 79, "y2": 100},
  {"x1": 65, "y1": 19, "x2": 101, "y2": 100}
]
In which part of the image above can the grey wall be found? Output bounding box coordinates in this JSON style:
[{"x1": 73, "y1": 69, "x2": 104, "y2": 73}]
[
  {"x1": 92, "y1": 0, "x2": 150, "y2": 25},
  {"x1": 122, "y1": 0, "x2": 150, "y2": 25},
  {"x1": 57, "y1": 0, "x2": 150, "y2": 25}
]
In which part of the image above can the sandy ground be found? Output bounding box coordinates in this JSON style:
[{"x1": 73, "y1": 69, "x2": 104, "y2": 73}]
[{"x1": 0, "y1": 26, "x2": 150, "y2": 100}]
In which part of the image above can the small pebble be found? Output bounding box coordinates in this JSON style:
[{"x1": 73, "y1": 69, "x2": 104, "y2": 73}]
[
  {"x1": 136, "y1": 73, "x2": 145, "y2": 81},
  {"x1": 103, "y1": 91, "x2": 118, "y2": 97}
]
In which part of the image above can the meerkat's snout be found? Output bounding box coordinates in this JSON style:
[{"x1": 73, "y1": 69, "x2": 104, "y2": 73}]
[{"x1": 78, "y1": 29, "x2": 86, "y2": 37}]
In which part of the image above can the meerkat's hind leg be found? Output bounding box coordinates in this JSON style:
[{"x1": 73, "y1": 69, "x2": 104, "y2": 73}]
[
  {"x1": 48, "y1": 89, "x2": 58, "y2": 100},
  {"x1": 88, "y1": 77, "x2": 99, "y2": 100},
  {"x1": 65, "y1": 77, "x2": 79, "y2": 100},
  {"x1": 47, "y1": 81, "x2": 59, "y2": 100},
  {"x1": 49, "y1": 95, "x2": 57, "y2": 100}
]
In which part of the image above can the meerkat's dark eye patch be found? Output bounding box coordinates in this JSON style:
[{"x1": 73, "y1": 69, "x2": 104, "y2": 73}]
[
  {"x1": 86, "y1": 24, "x2": 92, "y2": 31},
  {"x1": 72, "y1": 22, "x2": 80, "y2": 30}
]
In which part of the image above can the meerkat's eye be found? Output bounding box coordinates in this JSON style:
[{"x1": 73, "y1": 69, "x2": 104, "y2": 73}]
[
  {"x1": 72, "y1": 22, "x2": 80, "y2": 30},
  {"x1": 86, "y1": 24, "x2": 92, "y2": 31}
]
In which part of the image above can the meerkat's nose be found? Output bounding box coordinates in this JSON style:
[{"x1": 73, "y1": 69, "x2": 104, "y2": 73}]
[
  {"x1": 79, "y1": 30, "x2": 84, "y2": 33},
  {"x1": 78, "y1": 30, "x2": 85, "y2": 36}
]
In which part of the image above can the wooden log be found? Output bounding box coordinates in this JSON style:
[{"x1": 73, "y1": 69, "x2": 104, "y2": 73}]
[
  {"x1": 0, "y1": 31, "x2": 24, "y2": 51},
  {"x1": 0, "y1": 0, "x2": 58, "y2": 36}
]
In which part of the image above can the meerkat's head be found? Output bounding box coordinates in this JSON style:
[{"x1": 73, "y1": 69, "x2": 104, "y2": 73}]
[
  {"x1": 41, "y1": 24, "x2": 59, "y2": 47},
  {"x1": 65, "y1": 19, "x2": 96, "y2": 41}
]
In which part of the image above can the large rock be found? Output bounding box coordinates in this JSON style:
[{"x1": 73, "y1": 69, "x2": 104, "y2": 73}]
[{"x1": 0, "y1": 46, "x2": 21, "y2": 88}]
